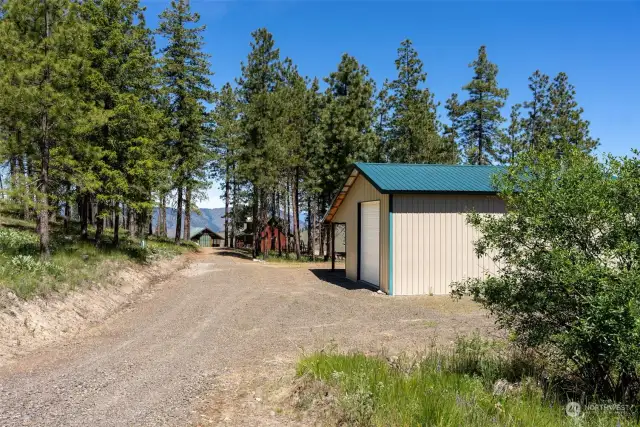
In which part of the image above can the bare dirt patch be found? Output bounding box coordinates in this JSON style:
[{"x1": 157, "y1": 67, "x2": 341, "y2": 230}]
[{"x1": 0, "y1": 255, "x2": 189, "y2": 366}]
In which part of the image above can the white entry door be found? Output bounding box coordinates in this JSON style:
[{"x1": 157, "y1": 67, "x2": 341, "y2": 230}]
[{"x1": 360, "y1": 201, "x2": 380, "y2": 287}]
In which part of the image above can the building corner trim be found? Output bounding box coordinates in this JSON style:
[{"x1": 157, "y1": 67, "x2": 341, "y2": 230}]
[{"x1": 388, "y1": 194, "x2": 393, "y2": 296}]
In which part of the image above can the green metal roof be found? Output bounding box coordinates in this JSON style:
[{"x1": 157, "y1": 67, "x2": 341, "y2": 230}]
[
  {"x1": 190, "y1": 227, "x2": 224, "y2": 240},
  {"x1": 354, "y1": 162, "x2": 504, "y2": 194},
  {"x1": 189, "y1": 227, "x2": 205, "y2": 239}
]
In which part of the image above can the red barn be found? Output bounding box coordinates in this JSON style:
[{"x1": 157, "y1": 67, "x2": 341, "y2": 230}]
[{"x1": 260, "y1": 219, "x2": 288, "y2": 253}]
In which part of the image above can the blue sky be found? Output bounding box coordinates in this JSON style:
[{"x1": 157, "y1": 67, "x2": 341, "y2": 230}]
[{"x1": 141, "y1": 0, "x2": 640, "y2": 208}]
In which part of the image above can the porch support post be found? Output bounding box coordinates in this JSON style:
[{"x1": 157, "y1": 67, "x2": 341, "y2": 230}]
[{"x1": 331, "y1": 222, "x2": 336, "y2": 271}]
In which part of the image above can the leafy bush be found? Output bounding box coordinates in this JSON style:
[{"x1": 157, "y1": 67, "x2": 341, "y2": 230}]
[
  {"x1": 452, "y1": 148, "x2": 640, "y2": 402},
  {"x1": 0, "y1": 227, "x2": 39, "y2": 254}
]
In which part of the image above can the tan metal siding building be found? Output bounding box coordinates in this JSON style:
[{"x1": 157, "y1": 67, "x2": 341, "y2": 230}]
[
  {"x1": 325, "y1": 163, "x2": 505, "y2": 296},
  {"x1": 332, "y1": 172, "x2": 390, "y2": 294},
  {"x1": 391, "y1": 194, "x2": 505, "y2": 296}
]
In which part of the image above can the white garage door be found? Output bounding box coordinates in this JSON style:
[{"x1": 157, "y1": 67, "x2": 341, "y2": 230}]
[{"x1": 360, "y1": 201, "x2": 380, "y2": 287}]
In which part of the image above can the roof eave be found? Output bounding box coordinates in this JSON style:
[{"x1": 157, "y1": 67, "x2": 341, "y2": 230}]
[{"x1": 323, "y1": 163, "x2": 500, "y2": 223}]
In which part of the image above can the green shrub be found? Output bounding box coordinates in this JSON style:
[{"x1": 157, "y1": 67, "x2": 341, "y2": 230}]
[
  {"x1": 0, "y1": 227, "x2": 39, "y2": 254},
  {"x1": 452, "y1": 148, "x2": 640, "y2": 402}
]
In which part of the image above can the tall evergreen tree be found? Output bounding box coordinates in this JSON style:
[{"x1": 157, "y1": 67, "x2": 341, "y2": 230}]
[
  {"x1": 443, "y1": 93, "x2": 462, "y2": 164},
  {"x1": 300, "y1": 78, "x2": 324, "y2": 258},
  {"x1": 321, "y1": 53, "x2": 377, "y2": 198},
  {"x1": 383, "y1": 39, "x2": 449, "y2": 163},
  {"x1": 270, "y1": 59, "x2": 324, "y2": 259},
  {"x1": 458, "y1": 46, "x2": 508, "y2": 164},
  {"x1": 373, "y1": 83, "x2": 390, "y2": 162},
  {"x1": 522, "y1": 70, "x2": 551, "y2": 150},
  {"x1": 83, "y1": 0, "x2": 161, "y2": 245},
  {"x1": 236, "y1": 28, "x2": 281, "y2": 258},
  {"x1": 157, "y1": 0, "x2": 214, "y2": 243},
  {"x1": 0, "y1": 0, "x2": 97, "y2": 258},
  {"x1": 210, "y1": 83, "x2": 241, "y2": 248},
  {"x1": 548, "y1": 72, "x2": 598, "y2": 153},
  {"x1": 496, "y1": 104, "x2": 525, "y2": 164},
  {"x1": 522, "y1": 70, "x2": 598, "y2": 155}
]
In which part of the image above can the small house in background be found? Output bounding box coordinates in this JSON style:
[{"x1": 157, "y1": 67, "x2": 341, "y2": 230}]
[
  {"x1": 260, "y1": 217, "x2": 287, "y2": 253},
  {"x1": 235, "y1": 217, "x2": 254, "y2": 248},
  {"x1": 324, "y1": 163, "x2": 506, "y2": 296},
  {"x1": 190, "y1": 227, "x2": 224, "y2": 247}
]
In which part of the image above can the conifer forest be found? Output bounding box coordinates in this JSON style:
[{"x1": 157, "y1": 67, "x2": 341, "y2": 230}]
[{"x1": 0, "y1": 0, "x2": 598, "y2": 260}]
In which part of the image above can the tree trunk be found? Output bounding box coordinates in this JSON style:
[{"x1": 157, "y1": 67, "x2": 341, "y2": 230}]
[
  {"x1": 252, "y1": 186, "x2": 259, "y2": 258},
  {"x1": 261, "y1": 194, "x2": 269, "y2": 260},
  {"x1": 64, "y1": 198, "x2": 70, "y2": 232},
  {"x1": 38, "y1": 134, "x2": 50, "y2": 259},
  {"x1": 9, "y1": 155, "x2": 16, "y2": 197},
  {"x1": 113, "y1": 203, "x2": 120, "y2": 245},
  {"x1": 14, "y1": 133, "x2": 30, "y2": 220},
  {"x1": 292, "y1": 167, "x2": 301, "y2": 260},
  {"x1": 38, "y1": 1, "x2": 51, "y2": 259},
  {"x1": 148, "y1": 214, "x2": 153, "y2": 236},
  {"x1": 230, "y1": 179, "x2": 237, "y2": 248},
  {"x1": 308, "y1": 197, "x2": 314, "y2": 260},
  {"x1": 318, "y1": 196, "x2": 324, "y2": 259},
  {"x1": 128, "y1": 207, "x2": 135, "y2": 236},
  {"x1": 224, "y1": 166, "x2": 230, "y2": 247},
  {"x1": 80, "y1": 194, "x2": 89, "y2": 240},
  {"x1": 184, "y1": 187, "x2": 191, "y2": 242},
  {"x1": 94, "y1": 200, "x2": 105, "y2": 247},
  {"x1": 136, "y1": 211, "x2": 147, "y2": 239},
  {"x1": 25, "y1": 155, "x2": 34, "y2": 220},
  {"x1": 271, "y1": 190, "x2": 276, "y2": 219},
  {"x1": 160, "y1": 195, "x2": 167, "y2": 237},
  {"x1": 175, "y1": 187, "x2": 183, "y2": 243},
  {"x1": 285, "y1": 176, "x2": 290, "y2": 255},
  {"x1": 124, "y1": 205, "x2": 129, "y2": 232}
]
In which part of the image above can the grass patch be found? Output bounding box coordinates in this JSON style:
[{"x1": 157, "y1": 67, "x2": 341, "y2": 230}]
[
  {"x1": 0, "y1": 214, "x2": 195, "y2": 299},
  {"x1": 296, "y1": 336, "x2": 639, "y2": 426}
]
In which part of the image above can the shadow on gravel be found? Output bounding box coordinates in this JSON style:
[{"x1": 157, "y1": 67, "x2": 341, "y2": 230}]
[
  {"x1": 309, "y1": 268, "x2": 378, "y2": 292},
  {"x1": 214, "y1": 249, "x2": 253, "y2": 260}
]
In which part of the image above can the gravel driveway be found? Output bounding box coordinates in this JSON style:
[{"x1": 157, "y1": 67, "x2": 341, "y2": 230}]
[{"x1": 0, "y1": 250, "x2": 496, "y2": 426}]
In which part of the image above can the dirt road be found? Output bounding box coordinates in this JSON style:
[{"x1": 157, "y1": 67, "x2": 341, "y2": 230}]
[{"x1": 0, "y1": 250, "x2": 495, "y2": 426}]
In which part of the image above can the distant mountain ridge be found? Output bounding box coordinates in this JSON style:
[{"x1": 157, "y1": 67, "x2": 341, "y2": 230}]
[{"x1": 152, "y1": 207, "x2": 225, "y2": 238}]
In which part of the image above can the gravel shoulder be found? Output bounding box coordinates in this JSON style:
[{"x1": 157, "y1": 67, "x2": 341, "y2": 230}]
[{"x1": 0, "y1": 249, "x2": 497, "y2": 426}]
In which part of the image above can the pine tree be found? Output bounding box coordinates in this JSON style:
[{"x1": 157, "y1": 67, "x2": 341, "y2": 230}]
[
  {"x1": 522, "y1": 70, "x2": 551, "y2": 150},
  {"x1": 459, "y1": 46, "x2": 508, "y2": 165},
  {"x1": 0, "y1": 0, "x2": 97, "y2": 258},
  {"x1": 522, "y1": 70, "x2": 598, "y2": 155},
  {"x1": 548, "y1": 72, "x2": 598, "y2": 153},
  {"x1": 236, "y1": 28, "x2": 282, "y2": 258},
  {"x1": 321, "y1": 53, "x2": 377, "y2": 197},
  {"x1": 300, "y1": 78, "x2": 324, "y2": 258},
  {"x1": 443, "y1": 93, "x2": 462, "y2": 164},
  {"x1": 157, "y1": 0, "x2": 214, "y2": 243},
  {"x1": 210, "y1": 83, "x2": 241, "y2": 248},
  {"x1": 384, "y1": 39, "x2": 446, "y2": 163},
  {"x1": 83, "y1": 0, "x2": 161, "y2": 245},
  {"x1": 496, "y1": 104, "x2": 525, "y2": 164},
  {"x1": 373, "y1": 83, "x2": 390, "y2": 162},
  {"x1": 269, "y1": 59, "x2": 324, "y2": 260}
]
